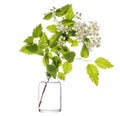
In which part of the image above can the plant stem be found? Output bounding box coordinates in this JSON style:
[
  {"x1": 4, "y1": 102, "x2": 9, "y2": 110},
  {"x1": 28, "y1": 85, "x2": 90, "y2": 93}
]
[
  {"x1": 38, "y1": 76, "x2": 50, "y2": 111},
  {"x1": 76, "y1": 57, "x2": 93, "y2": 63}
]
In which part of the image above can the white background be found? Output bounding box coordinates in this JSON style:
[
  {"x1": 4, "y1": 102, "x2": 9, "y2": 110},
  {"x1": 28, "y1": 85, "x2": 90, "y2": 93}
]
[{"x1": 0, "y1": 0, "x2": 120, "y2": 115}]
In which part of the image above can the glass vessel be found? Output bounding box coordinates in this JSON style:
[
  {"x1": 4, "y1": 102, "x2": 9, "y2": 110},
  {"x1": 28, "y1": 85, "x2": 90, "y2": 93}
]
[{"x1": 38, "y1": 77, "x2": 62, "y2": 112}]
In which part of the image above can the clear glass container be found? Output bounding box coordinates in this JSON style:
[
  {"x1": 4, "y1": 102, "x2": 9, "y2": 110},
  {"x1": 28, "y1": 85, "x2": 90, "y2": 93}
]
[{"x1": 38, "y1": 77, "x2": 62, "y2": 112}]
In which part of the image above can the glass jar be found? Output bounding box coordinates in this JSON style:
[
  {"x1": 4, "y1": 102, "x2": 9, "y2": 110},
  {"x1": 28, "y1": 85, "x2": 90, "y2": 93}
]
[{"x1": 38, "y1": 77, "x2": 62, "y2": 112}]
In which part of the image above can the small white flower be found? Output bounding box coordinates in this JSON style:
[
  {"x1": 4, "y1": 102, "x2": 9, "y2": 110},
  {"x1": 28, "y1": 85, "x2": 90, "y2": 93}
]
[
  {"x1": 73, "y1": 21, "x2": 101, "y2": 48},
  {"x1": 50, "y1": 7, "x2": 101, "y2": 49},
  {"x1": 56, "y1": 21, "x2": 70, "y2": 34}
]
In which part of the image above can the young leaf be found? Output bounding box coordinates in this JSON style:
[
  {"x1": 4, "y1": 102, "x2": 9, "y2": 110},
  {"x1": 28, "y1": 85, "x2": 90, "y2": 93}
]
[
  {"x1": 84, "y1": 38, "x2": 90, "y2": 43},
  {"x1": 62, "y1": 20, "x2": 75, "y2": 26},
  {"x1": 47, "y1": 64, "x2": 57, "y2": 78},
  {"x1": 95, "y1": 57, "x2": 113, "y2": 69},
  {"x1": 46, "y1": 24, "x2": 57, "y2": 33},
  {"x1": 24, "y1": 36, "x2": 34, "y2": 44},
  {"x1": 42, "y1": 56, "x2": 49, "y2": 66},
  {"x1": 68, "y1": 38, "x2": 73, "y2": 43},
  {"x1": 64, "y1": 51, "x2": 76, "y2": 62},
  {"x1": 20, "y1": 45, "x2": 34, "y2": 55},
  {"x1": 68, "y1": 30, "x2": 76, "y2": 37},
  {"x1": 39, "y1": 32, "x2": 48, "y2": 49},
  {"x1": 49, "y1": 32, "x2": 61, "y2": 48},
  {"x1": 86, "y1": 64, "x2": 99, "y2": 86},
  {"x1": 55, "y1": 4, "x2": 70, "y2": 17},
  {"x1": 52, "y1": 56, "x2": 61, "y2": 68},
  {"x1": 43, "y1": 12, "x2": 53, "y2": 20},
  {"x1": 65, "y1": 5, "x2": 74, "y2": 20},
  {"x1": 60, "y1": 46, "x2": 70, "y2": 55},
  {"x1": 32, "y1": 24, "x2": 42, "y2": 38},
  {"x1": 36, "y1": 48, "x2": 44, "y2": 56},
  {"x1": 58, "y1": 72, "x2": 65, "y2": 80},
  {"x1": 80, "y1": 44, "x2": 89, "y2": 58},
  {"x1": 71, "y1": 40, "x2": 78, "y2": 47},
  {"x1": 62, "y1": 61, "x2": 72, "y2": 74},
  {"x1": 48, "y1": 52, "x2": 53, "y2": 59},
  {"x1": 26, "y1": 44, "x2": 38, "y2": 53},
  {"x1": 20, "y1": 44, "x2": 38, "y2": 54},
  {"x1": 42, "y1": 49, "x2": 49, "y2": 66}
]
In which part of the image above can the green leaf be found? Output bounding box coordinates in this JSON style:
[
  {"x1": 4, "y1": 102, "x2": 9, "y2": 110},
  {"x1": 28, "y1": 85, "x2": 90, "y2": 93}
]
[
  {"x1": 84, "y1": 38, "x2": 90, "y2": 43},
  {"x1": 52, "y1": 56, "x2": 61, "y2": 68},
  {"x1": 49, "y1": 32, "x2": 61, "y2": 48},
  {"x1": 42, "y1": 56, "x2": 49, "y2": 66},
  {"x1": 65, "y1": 5, "x2": 74, "y2": 20},
  {"x1": 62, "y1": 61, "x2": 72, "y2": 74},
  {"x1": 48, "y1": 52, "x2": 53, "y2": 59},
  {"x1": 80, "y1": 44, "x2": 89, "y2": 58},
  {"x1": 36, "y1": 48, "x2": 44, "y2": 56},
  {"x1": 20, "y1": 45, "x2": 34, "y2": 55},
  {"x1": 64, "y1": 51, "x2": 76, "y2": 62},
  {"x1": 26, "y1": 44, "x2": 38, "y2": 53},
  {"x1": 39, "y1": 32, "x2": 48, "y2": 49},
  {"x1": 43, "y1": 12, "x2": 53, "y2": 20},
  {"x1": 62, "y1": 20, "x2": 75, "y2": 26},
  {"x1": 32, "y1": 24, "x2": 42, "y2": 38},
  {"x1": 47, "y1": 24, "x2": 57, "y2": 33},
  {"x1": 71, "y1": 40, "x2": 78, "y2": 47},
  {"x1": 47, "y1": 64, "x2": 57, "y2": 78},
  {"x1": 42, "y1": 48, "x2": 49, "y2": 66},
  {"x1": 86, "y1": 64, "x2": 99, "y2": 86},
  {"x1": 95, "y1": 57, "x2": 113, "y2": 69},
  {"x1": 50, "y1": 46, "x2": 59, "y2": 54},
  {"x1": 68, "y1": 30, "x2": 76, "y2": 37},
  {"x1": 24, "y1": 36, "x2": 34, "y2": 44},
  {"x1": 68, "y1": 38, "x2": 73, "y2": 43},
  {"x1": 60, "y1": 46, "x2": 70, "y2": 55},
  {"x1": 58, "y1": 72, "x2": 65, "y2": 80},
  {"x1": 20, "y1": 44, "x2": 38, "y2": 54},
  {"x1": 55, "y1": 4, "x2": 70, "y2": 17}
]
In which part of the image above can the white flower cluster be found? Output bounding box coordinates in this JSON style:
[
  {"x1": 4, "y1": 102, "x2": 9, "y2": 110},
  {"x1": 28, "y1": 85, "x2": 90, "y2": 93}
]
[
  {"x1": 56, "y1": 22, "x2": 69, "y2": 34},
  {"x1": 73, "y1": 21, "x2": 101, "y2": 48},
  {"x1": 74, "y1": 12, "x2": 82, "y2": 21},
  {"x1": 50, "y1": 7, "x2": 101, "y2": 49}
]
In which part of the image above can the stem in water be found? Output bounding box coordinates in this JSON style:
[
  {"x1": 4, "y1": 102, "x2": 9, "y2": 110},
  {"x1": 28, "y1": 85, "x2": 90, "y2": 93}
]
[{"x1": 38, "y1": 76, "x2": 50, "y2": 111}]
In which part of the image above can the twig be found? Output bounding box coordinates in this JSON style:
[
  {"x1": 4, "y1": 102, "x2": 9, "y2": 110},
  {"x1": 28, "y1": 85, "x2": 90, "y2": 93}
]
[
  {"x1": 76, "y1": 57, "x2": 93, "y2": 63},
  {"x1": 38, "y1": 76, "x2": 50, "y2": 111}
]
